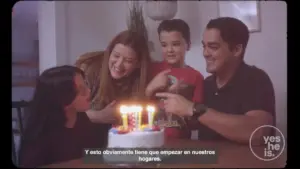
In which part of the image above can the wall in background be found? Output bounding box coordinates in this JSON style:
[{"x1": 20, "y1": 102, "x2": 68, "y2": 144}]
[
  {"x1": 12, "y1": 1, "x2": 38, "y2": 101},
  {"x1": 12, "y1": 1, "x2": 39, "y2": 155},
  {"x1": 35, "y1": 1, "x2": 287, "y2": 137},
  {"x1": 66, "y1": 1, "x2": 129, "y2": 64}
]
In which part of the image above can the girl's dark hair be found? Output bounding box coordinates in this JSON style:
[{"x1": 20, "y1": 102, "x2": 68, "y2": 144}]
[{"x1": 21, "y1": 65, "x2": 85, "y2": 143}]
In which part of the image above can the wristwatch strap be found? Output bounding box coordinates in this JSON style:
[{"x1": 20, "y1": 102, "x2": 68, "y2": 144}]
[{"x1": 192, "y1": 103, "x2": 207, "y2": 119}]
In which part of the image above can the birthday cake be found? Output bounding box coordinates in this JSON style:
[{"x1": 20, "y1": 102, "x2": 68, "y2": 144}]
[{"x1": 107, "y1": 105, "x2": 165, "y2": 148}]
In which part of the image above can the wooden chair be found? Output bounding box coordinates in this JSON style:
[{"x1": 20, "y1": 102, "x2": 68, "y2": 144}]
[
  {"x1": 12, "y1": 100, "x2": 30, "y2": 165},
  {"x1": 12, "y1": 131, "x2": 17, "y2": 165}
]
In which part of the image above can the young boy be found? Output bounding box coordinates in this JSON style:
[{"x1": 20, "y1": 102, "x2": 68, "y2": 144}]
[{"x1": 146, "y1": 19, "x2": 204, "y2": 139}]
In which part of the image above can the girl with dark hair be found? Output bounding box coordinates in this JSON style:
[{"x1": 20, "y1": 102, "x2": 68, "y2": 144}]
[{"x1": 19, "y1": 65, "x2": 106, "y2": 167}]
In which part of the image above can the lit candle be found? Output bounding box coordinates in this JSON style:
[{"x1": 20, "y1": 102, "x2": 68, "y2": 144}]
[
  {"x1": 146, "y1": 105, "x2": 155, "y2": 128},
  {"x1": 131, "y1": 105, "x2": 139, "y2": 130},
  {"x1": 120, "y1": 105, "x2": 128, "y2": 130},
  {"x1": 137, "y1": 106, "x2": 143, "y2": 130}
]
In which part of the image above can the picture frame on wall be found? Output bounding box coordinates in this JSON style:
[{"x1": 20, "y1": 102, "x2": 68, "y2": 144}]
[{"x1": 218, "y1": 1, "x2": 261, "y2": 33}]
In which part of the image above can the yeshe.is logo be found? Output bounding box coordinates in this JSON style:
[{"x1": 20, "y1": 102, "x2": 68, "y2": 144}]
[{"x1": 249, "y1": 125, "x2": 285, "y2": 161}]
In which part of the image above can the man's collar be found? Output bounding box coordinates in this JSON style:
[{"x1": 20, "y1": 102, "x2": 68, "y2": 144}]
[{"x1": 213, "y1": 61, "x2": 247, "y2": 89}]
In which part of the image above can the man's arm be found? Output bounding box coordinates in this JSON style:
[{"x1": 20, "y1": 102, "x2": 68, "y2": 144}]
[
  {"x1": 186, "y1": 73, "x2": 204, "y2": 129},
  {"x1": 157, "y1": 71, "x2": 276, "y2": 144},
  {"x1": 197, "y1": 72, "x2": 275, "y2": 144},
  {"x1": 196, "y1": 109, "x2": 273, "y2": 144}
]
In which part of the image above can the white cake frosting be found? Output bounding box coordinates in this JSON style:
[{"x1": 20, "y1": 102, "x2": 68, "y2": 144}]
[{"x1": 108, "y1": 129, "x2": 165, "y2": 148}]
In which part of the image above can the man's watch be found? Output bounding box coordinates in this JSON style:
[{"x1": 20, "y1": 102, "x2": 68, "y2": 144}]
[{"x1": 191, "y1": 103, "x2": 207, "y2": 118}]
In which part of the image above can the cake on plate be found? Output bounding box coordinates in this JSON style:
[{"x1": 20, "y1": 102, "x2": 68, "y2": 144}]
[{"x1": 107, "y1": 104, "x2": 164, "y2": 148}]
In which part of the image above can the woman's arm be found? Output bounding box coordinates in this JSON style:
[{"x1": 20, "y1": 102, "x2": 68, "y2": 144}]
[
  {"x1": 86, "y1": 109, "x2": 106, "y2": 123},
  {"x1": 86, "y1": 100, "x2": 118, "y2": 124}
]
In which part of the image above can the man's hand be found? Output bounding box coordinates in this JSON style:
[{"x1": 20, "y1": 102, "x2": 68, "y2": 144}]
[{"x1": 155, "y1": 92, "x2": 194, "y2": 117}]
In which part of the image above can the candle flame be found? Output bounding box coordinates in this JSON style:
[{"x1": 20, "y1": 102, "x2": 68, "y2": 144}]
[
  {"x1": 120, "y1": 105, "x2": 128, "y2": 114},
  {"x1": 146, "y1": 105, "x2": 155, "y2": 113},
  {"x1": 130, "y1": 105, "x2": 143, "y2": 112},
  {"x1": 137, "y1": 106, "x2": 143, "y2": 112}
]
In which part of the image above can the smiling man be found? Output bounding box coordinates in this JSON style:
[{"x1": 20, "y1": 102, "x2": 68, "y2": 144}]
[{"x1": 156, "y1": 17, "x2": 275, "y2": 145}]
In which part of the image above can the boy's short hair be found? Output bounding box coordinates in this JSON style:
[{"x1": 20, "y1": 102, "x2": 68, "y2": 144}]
[{"x1": 157, "y1": 19, "x2": 191, "y2": 46}]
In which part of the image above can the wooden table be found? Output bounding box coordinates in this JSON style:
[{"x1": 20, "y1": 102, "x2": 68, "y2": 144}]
[{"x1": 44, "y1": 139, "x2": 286, "y2": 168}]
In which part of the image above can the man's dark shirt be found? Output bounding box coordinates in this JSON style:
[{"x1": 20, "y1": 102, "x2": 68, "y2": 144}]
[
  {"x1": 19, "y1": 112, "x2": 110, "y2": 167},
  {"x1": 196, "y1": 62, "x2": 276, "y2": 140}
]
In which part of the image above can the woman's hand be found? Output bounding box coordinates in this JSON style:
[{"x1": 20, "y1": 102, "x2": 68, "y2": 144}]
[
  {"x1": 86, "y1": 101, "x2": 119, "y2": 124},
  {"x1": 99, "y1": 101, "x2": 119, "y2": 124}
]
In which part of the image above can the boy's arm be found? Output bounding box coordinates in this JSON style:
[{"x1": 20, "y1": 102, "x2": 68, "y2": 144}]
[{"x1": 145, "y1": 62, "x2": 169, "y2": 98}]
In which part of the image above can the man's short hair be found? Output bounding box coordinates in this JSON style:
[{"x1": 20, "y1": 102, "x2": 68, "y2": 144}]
[
  {"x1": 206, "y1": 17, "x2": 249, "y2": 58},
  {"x1": 157, "y1": 19, "x2": 191, "y2": 46}
]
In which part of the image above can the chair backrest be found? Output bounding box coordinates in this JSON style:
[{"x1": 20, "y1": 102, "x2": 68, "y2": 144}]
[
  {"x1": 12, "y1": 100, "x2": 30, "y2": 135},
  {"x1": 12, "y1": 100, "x2": 30, "y2": 108},
  {"x1": 12, "y1": 100, "x2": 30, "y2": 166}
]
